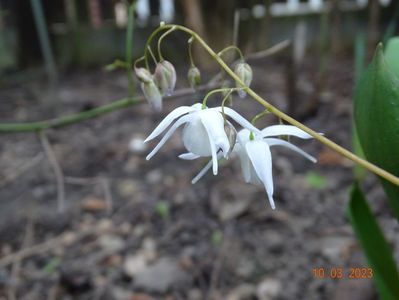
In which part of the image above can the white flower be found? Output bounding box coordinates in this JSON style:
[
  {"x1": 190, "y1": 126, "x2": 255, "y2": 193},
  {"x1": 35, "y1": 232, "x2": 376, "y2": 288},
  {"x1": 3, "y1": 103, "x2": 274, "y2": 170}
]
[
  {"x1": 235, "y1": 125, "x2": 317, "y2": 209},
  {"x1": 188, "y1": 124, "x2": 317, "y2": 209},
  {"x1": 144, "y1": 103, "x2": 259, "y2": 175}
]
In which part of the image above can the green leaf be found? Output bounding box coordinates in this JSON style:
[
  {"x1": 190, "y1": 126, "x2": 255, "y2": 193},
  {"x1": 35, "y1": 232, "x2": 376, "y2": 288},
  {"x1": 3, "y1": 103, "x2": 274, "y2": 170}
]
[
  {"x1": 385, "y1": 37, "x2": 399, "y2": 78},
  {"x1": 305, "y1": 171, "x2": 327, "y2": 189},
  {"x1": 347, "y1": 184, "x2": 399, "y2": 300},
  {"x1": 354, "y1": 44, "x2": 399, "y2": 220}
]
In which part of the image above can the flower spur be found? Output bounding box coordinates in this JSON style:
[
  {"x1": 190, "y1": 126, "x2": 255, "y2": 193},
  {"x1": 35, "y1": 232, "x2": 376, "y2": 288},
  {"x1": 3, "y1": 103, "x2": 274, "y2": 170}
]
[{"x1": 144, "y1": 103, "x2": 260, "y2": 175}]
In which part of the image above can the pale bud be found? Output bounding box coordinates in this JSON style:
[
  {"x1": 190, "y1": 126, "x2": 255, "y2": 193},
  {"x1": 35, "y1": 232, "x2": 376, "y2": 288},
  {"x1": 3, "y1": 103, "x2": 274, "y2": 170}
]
[
  {"x1": 154, "y1": 60, "x2": 176, "y2": 96},
  {"x1": 141, "y1": 80, "x2": 163, "y2": 112},
  {"x1": 135, "y1": 67, "x2": 153, "y2": 83},
  {"x1": 187, "y1": 66, "x2": 201, "y2": 89},
  {"x1": 234, "y1": 62, "x2": 253, "y2": 98}
]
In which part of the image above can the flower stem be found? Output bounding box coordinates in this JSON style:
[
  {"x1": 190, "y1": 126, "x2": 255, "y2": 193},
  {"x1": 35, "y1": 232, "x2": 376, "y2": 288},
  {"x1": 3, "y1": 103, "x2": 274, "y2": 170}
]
[
  {"x1": 157, "y1": 27, "x2": 176, "y2": 61},
  {"x1": 251, "y1": 110, "x2": 270, "y2": 125},
  {"x1": 202, "y1": 87, "x2": 240, "y2": 109},
  {"x1": 188, "y1": 37, "x2": 195, "y2": 67},
  {"x1": 218, "y1": 45, "x2": 244, "y2": 61}
]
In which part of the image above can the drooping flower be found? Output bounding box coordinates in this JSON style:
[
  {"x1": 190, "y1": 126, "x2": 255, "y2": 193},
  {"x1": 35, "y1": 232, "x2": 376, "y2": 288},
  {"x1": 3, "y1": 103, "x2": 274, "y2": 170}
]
[
  {"x1": 188, "y1": 125, "x2": 317, "y2": 209},
  {"x1": 234, "y1": 61, "x2": 253, "y2": 98},
  {"x1": 135, "y1": 66, "x2": 163, "y2": 111},
  {"x1": 187, "y1": 66, "x2": 201, "y2": 89},
  {"x1": 235, "y1": 125, "x2": 317, "y2": 209},
  {"x1": 154, "y1": 60, "x2": 176, "y2": 96},
  {"x1": 141, "y1": 80, "x2": 163, "y2": 112},
  {"x1": 144, "y1": 103, "x2": 259, "y2": 175}
]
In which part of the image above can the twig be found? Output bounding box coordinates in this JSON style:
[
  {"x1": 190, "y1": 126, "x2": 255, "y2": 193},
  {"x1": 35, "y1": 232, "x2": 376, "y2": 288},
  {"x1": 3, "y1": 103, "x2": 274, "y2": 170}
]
[
  {"x1": 7, "y1": 219, "x2": 35, "y2": 300},
  {"x1": 99, "y1": 177, "x2": 113, "y2": 213},
  {"x1": 39, "y1": 131, "x2": 65, "y2": 213},
  {"x1": 0, "y1": 227, "x2": 96, "y2": 268},
  {"x1": 0, "y1": 153, "x2": 44, "y2": 188},
  {"x1": 246, "y1": 39, "x2": 291, "y2": 61}
]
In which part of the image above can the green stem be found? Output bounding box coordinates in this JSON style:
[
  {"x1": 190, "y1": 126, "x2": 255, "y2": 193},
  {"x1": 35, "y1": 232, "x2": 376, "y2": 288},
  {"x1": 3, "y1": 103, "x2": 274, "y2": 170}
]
[
  {"x1": 220, "y1": 89, "x2": 234, "y2": 117},
  {"x1": 126, "y1": 0, "x2": 136, "y2": 96},
  {"x1": 0, "y1": 97, "x2": 139, "y2": 133},
  {"x1": 202, "y1": 87, "x2": 239, "y2": 109},
  {"x1": 157, "y1": 27, "x2": 176, "y2": 61},
  {"x1": 217, "y1": 45, "x2": 244, "y2": 61},
  {"x1": 251, "y1": 110, "x2": 270, "y2": 125},
  {"x1": 188, "y1": 37, "x2": 195, "y2": 67}
]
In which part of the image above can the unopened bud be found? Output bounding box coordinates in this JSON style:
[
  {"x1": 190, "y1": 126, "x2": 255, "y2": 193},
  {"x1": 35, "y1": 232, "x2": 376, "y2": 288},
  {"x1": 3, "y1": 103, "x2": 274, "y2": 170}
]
[
  {"x1": 141, "y1": 80, "x2": 163, "y2": 112},
  {"x1": 135, "y1": 67, "x2": 153, "y2": 83},
  {"x1": 187, "y1": 66, "x2": 201, "y2": 89},
  {"x1": 154, "y1": 60, "x2": 176, "y2": 96},
  {"x1": 234, "y1": 62, "x2": 253, "y2": 98}
]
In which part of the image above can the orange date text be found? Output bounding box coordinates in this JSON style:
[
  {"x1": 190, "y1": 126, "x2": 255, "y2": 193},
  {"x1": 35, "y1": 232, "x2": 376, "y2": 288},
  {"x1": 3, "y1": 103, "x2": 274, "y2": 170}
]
[{"x1": 312, "y1": 267, "x2": 373, "y2": 279}]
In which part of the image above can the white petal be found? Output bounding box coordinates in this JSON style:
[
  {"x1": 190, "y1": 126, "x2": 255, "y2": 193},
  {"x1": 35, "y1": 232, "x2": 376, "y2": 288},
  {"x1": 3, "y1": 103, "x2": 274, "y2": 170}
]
[
  {"x1": 245, "y1": 141, "x2": 276, "y2": 209},
  {"x1": 144, "y1": 106, "x2": 194, "y2": 142},
  {"x1": 265, "y1": 138, "x2": 317, "y2": 163},
  {"x1": 200, "y1": 111, "x2": 229, "y2": 173},
  {"x1": 237, "y1": 146, "x2": 252, "y2": 183},
  {"x1": 178, "y1": 152, "x2": 200, "y2": 160},
  {"x1": 191, "y1": 159, "x2": 213, "y2": 184},
  {"x1": 261, "y1": 125, "x2": 313, "y2": 139},
  {"x1": 200, "y1": 110, "x2": 230, "y2": 156},
  {"x1": 182, "y1": 114, "x2": 212, "y2": 156},
  {"x1": 220, "y1": 107, "x2": 260, "y2": 133},
  {"x1": 146, "y1": 115, "x2": 190, "y2": 160}
]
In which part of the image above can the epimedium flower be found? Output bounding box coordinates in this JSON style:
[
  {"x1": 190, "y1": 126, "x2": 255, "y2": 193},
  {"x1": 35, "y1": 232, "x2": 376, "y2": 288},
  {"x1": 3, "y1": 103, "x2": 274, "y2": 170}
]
[
  {"x1": 188, "y1": 125, "x2": 317, "y2": 209},
  {"x1": 144, "y1": 103, "x2": 260, "y2": 175},
  {"x1": 235, "y1": 126, "x2": 317, "y2": 209},
  {"x1": 135, "y1": 66, "x2": 163, "y2": 112},
  {"x1": 187, "y1": 66, "x2": 201, "y2": 89},
  {"x1": 154, "y1": 60, "x2": 177, "y2": 96},
  {"x1": 234, "y1": 61, "x2": 253, "y2": 98},
  {"x1": 141, "y1": 80, "x2": 163, "y2": 112}
]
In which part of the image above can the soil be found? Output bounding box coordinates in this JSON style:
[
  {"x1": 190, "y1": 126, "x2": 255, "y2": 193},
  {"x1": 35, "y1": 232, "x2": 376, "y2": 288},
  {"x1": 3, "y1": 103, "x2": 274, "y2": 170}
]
[{"x1": 0, "y1": 56, "x2": 396, "y2": 300}]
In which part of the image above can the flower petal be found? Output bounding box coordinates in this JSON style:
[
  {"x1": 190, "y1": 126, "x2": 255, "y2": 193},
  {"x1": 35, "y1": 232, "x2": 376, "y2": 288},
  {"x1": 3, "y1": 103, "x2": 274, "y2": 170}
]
[
  {"x1": 144, "y1": 106, "x2": 194, "y2": 142},
  {"x1": 146, "y1": 115, "x2": 190, "y2": 160},
  {"x1": 220, "y1": 107, "x2": 260, "y2": 133},
  {"x1": 200, "y1": 110, "x2": 229, "y2": 173},
  {"x1": 261, "y1": 125, "x2": 313, "y2": 139},
  {"x1": 191, "y1": 159, "x2": 213, "y2": 184},
  {"x1": 179, "y1": 152, "x2": 200, "y2": 160},
  {"x1": 245, "y1": 140, "x2": 275, "y2": 209},
  {"x1": 265, "y1": 138, "x2": 317, "y2": 163}
]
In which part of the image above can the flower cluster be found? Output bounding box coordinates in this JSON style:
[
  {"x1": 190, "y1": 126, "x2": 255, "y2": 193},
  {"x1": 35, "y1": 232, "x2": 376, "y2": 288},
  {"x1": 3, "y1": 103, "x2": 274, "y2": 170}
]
[
  {"x1": 135, "y1": 43, "x2": 316, "y2": 209},
  {"x1": 135, "y1": 60, "x2": 177, "y2": 112},
  {"x1": 144, "y1": 103, "x2": 317, "y2": 209}
]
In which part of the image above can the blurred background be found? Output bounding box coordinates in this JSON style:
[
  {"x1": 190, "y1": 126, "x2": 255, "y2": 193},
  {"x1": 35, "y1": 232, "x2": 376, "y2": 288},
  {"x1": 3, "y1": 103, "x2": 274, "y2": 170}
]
[{"x1": 0, "y1": 0, "x2": 398, "y2": 299}]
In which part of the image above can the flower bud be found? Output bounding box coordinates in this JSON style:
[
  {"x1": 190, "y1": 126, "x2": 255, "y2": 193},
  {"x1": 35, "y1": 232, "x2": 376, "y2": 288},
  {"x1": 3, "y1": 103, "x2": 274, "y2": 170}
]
[
  {"x1": 224, "y1": 120, "x2": 237, "y2": 157},
  {"x1": 135, "y1": 67, "x2": 153, "y2": 83},
  {"x1": 154, "y1": 60, "x2": 176, "y2": 96},
  {"x1": 141, "y1": 80, "x2": 163, "y2": 112},
  {"x1": 187, "y1": 66, "x2": 201, "y2": 89},
  {"x1": 234, "y1": 62, "x2": 253, "y2": 98}
]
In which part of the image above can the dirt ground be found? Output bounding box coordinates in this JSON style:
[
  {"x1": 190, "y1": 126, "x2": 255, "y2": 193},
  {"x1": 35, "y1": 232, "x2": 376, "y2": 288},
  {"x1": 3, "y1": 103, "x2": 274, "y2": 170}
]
[{"x1": 0, "y1": 56, "x2": 397, "y2": 300}]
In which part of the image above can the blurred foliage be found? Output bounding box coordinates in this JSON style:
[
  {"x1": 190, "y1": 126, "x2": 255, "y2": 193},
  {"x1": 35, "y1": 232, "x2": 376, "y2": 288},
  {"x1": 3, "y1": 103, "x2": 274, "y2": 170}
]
[
  {"x1": 155, "y1": 200, "x2": 170, "y2": 219},
  {"x1": 305, "y1": 171, "x2": 327, "y2": 189}
]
